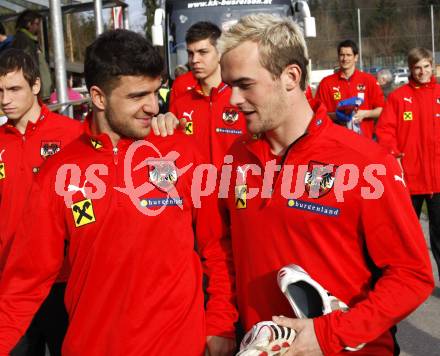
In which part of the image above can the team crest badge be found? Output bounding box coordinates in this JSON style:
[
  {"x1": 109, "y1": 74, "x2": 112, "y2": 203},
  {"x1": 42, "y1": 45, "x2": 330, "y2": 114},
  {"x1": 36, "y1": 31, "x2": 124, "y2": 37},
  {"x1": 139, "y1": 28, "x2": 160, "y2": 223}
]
[
  {"x1": 357, "y1": 84, "x2": 366, "y2": 91},
  {"x1": 235, "y1": 184, "x2": 247, "y2": 209},
  {"x1": 0, "y1": 162, "x2": 5, "y2": 180},
  {"x1": 40, "y1": 141, "x2": 61, "y2": 158},
  {"x1": 333, "y1": 92, "x2": 341, "y2": 100},
  {"x1": 148, "y1": 159, "x2": 178, "y2": 192},
  {"x1": 304, "y1": 161, "x2": 337, "y2": 198},
  {"x1": 222, "y1": 108, "x2": 239, "y2": 125},
  {"x1": 71, "y1": 199, "x2": 96, "y2": 227}
]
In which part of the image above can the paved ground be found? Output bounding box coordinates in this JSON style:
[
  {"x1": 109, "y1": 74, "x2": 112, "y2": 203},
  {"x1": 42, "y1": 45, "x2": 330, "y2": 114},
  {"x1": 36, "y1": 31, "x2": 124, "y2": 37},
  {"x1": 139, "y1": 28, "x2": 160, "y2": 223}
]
[{"x1": 398, "y1": 215, "x2": 440, "y2": 355}]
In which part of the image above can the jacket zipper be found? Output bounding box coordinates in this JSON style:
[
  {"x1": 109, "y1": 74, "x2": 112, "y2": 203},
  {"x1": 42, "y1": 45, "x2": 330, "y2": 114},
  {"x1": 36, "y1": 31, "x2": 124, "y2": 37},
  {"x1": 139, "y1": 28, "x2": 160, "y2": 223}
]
[
  {"x1": 113, "y1": 146, "x2": 119, "y2": 165},
  {"x1": 429, "y1": 88, "x2": 436, "y2": 193},
  {"x1": 250, "y1": 132, "x2": 308, "y2": 208},
  {"x1": 209, "y1": 99, "x2": 214, "y2": 164},
  {"x1": 112, "y1": 146, "x2": 122, "y2": 206}
]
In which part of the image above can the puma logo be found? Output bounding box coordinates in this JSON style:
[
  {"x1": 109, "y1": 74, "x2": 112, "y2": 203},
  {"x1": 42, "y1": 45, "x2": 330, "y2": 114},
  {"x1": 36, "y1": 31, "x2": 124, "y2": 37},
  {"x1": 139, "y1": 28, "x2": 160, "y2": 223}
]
[
  {"x1": 394, "y1": 174, "x2": 406, "y2": 187},
  {"x1": 68, "y1": 180, "x2": 88, "y2": 198},
  {"x1": 403, "y1": 97, "x2": 412, "y2": 104},
  {"x1": 332, "y1": 86, "x2": 340, "y2": 91},
  {"x1": 183, "y1": 111, "x2": 194, "y2": 121},
  {"x1": 237, "y1": 165, "x2": 251, "y2": 182}
]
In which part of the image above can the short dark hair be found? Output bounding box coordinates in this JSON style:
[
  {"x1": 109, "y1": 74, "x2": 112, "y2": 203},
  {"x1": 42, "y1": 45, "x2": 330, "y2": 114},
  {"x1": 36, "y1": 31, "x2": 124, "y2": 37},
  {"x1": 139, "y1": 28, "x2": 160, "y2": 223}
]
[
  {"x1": 185, "y1": 21, "x2": 221, "y2": 46},
  {"x1": 16, "y1": 10, "x2": 42, "y2": 31},
  {"x1": 84, "y1": 29, "x2": 163, "y2": 95},
  {"x1": 337, "y1": 39, "x2": 358, "y2": 56},
  {"x1": 0, "y1": 48, "x2": 39, "y2": 86}
]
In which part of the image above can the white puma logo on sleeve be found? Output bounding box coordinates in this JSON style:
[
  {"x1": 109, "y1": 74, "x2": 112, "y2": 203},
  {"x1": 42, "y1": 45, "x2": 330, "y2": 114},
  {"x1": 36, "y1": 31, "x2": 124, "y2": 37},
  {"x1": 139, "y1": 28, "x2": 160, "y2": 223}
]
[
  {"x1": 394, "y1": 174, "x2": 406, "y2": 187},
  {"x1": 68, "y1": 180, "x2": 89, "y2": 198},
  {"x1": 183, "y1": 111, "x2": 194, "y2": 121}
]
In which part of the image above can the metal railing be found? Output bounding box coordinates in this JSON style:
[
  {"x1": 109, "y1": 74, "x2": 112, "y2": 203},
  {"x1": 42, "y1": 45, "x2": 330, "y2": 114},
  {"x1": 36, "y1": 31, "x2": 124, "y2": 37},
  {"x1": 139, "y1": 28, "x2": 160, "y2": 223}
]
[{"x1": 47, "y1": 97, "x2": 91, "y2": 120}]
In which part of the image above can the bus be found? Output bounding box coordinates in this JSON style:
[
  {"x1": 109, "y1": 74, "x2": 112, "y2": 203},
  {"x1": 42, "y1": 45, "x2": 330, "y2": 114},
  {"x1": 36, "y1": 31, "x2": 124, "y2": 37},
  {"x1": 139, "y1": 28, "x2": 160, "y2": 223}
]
[{"x1": 151, "y1": 0, "x2": 315, "y2": 77}]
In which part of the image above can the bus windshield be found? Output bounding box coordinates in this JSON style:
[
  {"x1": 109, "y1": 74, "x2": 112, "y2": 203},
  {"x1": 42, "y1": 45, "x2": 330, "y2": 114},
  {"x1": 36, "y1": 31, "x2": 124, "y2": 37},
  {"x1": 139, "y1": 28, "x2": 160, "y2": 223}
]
[{"x1": 166, "y1": 1, "x2": 292, "y2": 77}]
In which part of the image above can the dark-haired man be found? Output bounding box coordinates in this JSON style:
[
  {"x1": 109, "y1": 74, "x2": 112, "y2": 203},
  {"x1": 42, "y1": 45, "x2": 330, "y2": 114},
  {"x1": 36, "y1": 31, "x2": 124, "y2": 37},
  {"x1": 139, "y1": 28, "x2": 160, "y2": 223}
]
[
  {"x1": 169, "y1": 21, "x2": 246, "y2": 167},
  {"x1": 11, "y1": 10, "x2": 52, "y2": 98},
  {"x1": 316, "y1": 40, "x2": 384, "y2": 139},
  {"x1": 0, "y1": 48, "x2": 82, "y2": 355},
  {"x1": 0, "y1": 30, "x2": 237, "y2": 356}
]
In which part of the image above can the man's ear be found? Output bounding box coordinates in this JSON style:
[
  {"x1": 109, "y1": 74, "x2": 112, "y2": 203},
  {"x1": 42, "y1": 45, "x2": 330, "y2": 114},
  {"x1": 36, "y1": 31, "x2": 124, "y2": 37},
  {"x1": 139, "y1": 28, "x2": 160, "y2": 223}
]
[
  {"x1": 32, "y1": 77, "x2": 41, "y2": 95},
  {"x1": 90, "y1": 85, "x2": 107, "y2": 111},
  {"x1": 282, "y1": 63, "x2": 302, "y2": 91}
]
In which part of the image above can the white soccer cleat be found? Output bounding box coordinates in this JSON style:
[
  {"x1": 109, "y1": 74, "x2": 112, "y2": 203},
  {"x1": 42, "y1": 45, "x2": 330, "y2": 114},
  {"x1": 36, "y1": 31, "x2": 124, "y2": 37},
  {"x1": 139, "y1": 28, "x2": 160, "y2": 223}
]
[
  {"x1": 277, "y1": 264, "x2": 364, "y2": 351},
  {"x1": 277, "y1": 264, "x2": 349, "y2": 318},
  {"x1": 237, "y1": 321, "x2": 296, "y2": 356}
]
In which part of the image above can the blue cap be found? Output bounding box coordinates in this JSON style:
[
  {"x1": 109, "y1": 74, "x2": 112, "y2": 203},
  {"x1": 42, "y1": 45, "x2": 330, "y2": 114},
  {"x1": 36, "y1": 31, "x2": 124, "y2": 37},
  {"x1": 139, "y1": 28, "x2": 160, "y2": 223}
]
[{"x1": 335, "y1": 97, "x2": 364, "y2": 123}]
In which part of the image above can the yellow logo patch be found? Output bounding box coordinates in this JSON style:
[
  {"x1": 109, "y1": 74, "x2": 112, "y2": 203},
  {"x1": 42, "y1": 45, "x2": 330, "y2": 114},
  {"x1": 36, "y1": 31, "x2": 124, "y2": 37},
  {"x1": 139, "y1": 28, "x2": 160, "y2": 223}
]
[
  {"x1": 71, "y1": 199, "x2": 96, "y2": 227},
  {"x1": 0, "y1": 163, "x2": 5, "y2": 180},
  {"x1": 235, "y1": 184, "x2": 247, "y2": 209},
  {"x1": 90, "y1": 138, "x2": 103, "y2": 149},
  {"x1": 184, "y1": 121, "x2": 194, "y2": 135},
  {"x1": 333, "y1": 92, "x2": 341, "y2": 100},
  {"x1": 403, "y1": 111, "x2": 413, "y2": 121}
]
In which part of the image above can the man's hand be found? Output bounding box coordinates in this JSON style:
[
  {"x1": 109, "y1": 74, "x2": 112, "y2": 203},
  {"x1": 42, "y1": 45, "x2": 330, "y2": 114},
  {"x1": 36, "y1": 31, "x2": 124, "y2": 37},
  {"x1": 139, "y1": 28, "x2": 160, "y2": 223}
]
[
  {"x1": 352, "y1": 109, "x2": 369, "y2": 123},
  {"x1": 205, "y1": 335, "x2": 236, "y2": 356},
  {"x1": 353, "y1": 107, "x2": 383, "y2": 123},
  {"x1": 151, "y1": 112, "x2": 186, "y2": 137},
  {"x1": 272, "y1": 316, "x2": 323, "y2": 356}
]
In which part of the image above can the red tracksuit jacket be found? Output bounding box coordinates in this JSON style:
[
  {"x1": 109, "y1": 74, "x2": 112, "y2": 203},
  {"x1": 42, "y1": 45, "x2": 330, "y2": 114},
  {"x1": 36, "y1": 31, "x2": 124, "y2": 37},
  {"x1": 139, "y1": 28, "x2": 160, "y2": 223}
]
[
  {"x1": 376, "y1": 76, "x2": 440, "y2": 195},
  {"x1": 0, "y1": 104, "x2": 82, "y2": 275},
  {"x1": 316, "y1": 69, "x2": 385, "y2": 139},
  {"x1": 169, "y1": 82, "x2": 247, "y2": 168},
  {"x1": 169, "y1": 71, "x2": 197, "y2": 106},
  {"x1": 0, "y1": 121, "x2": 237, "y2": 355},
  {"x1": 223, "y1": 101, "x2": 433, "y2": 355}
]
